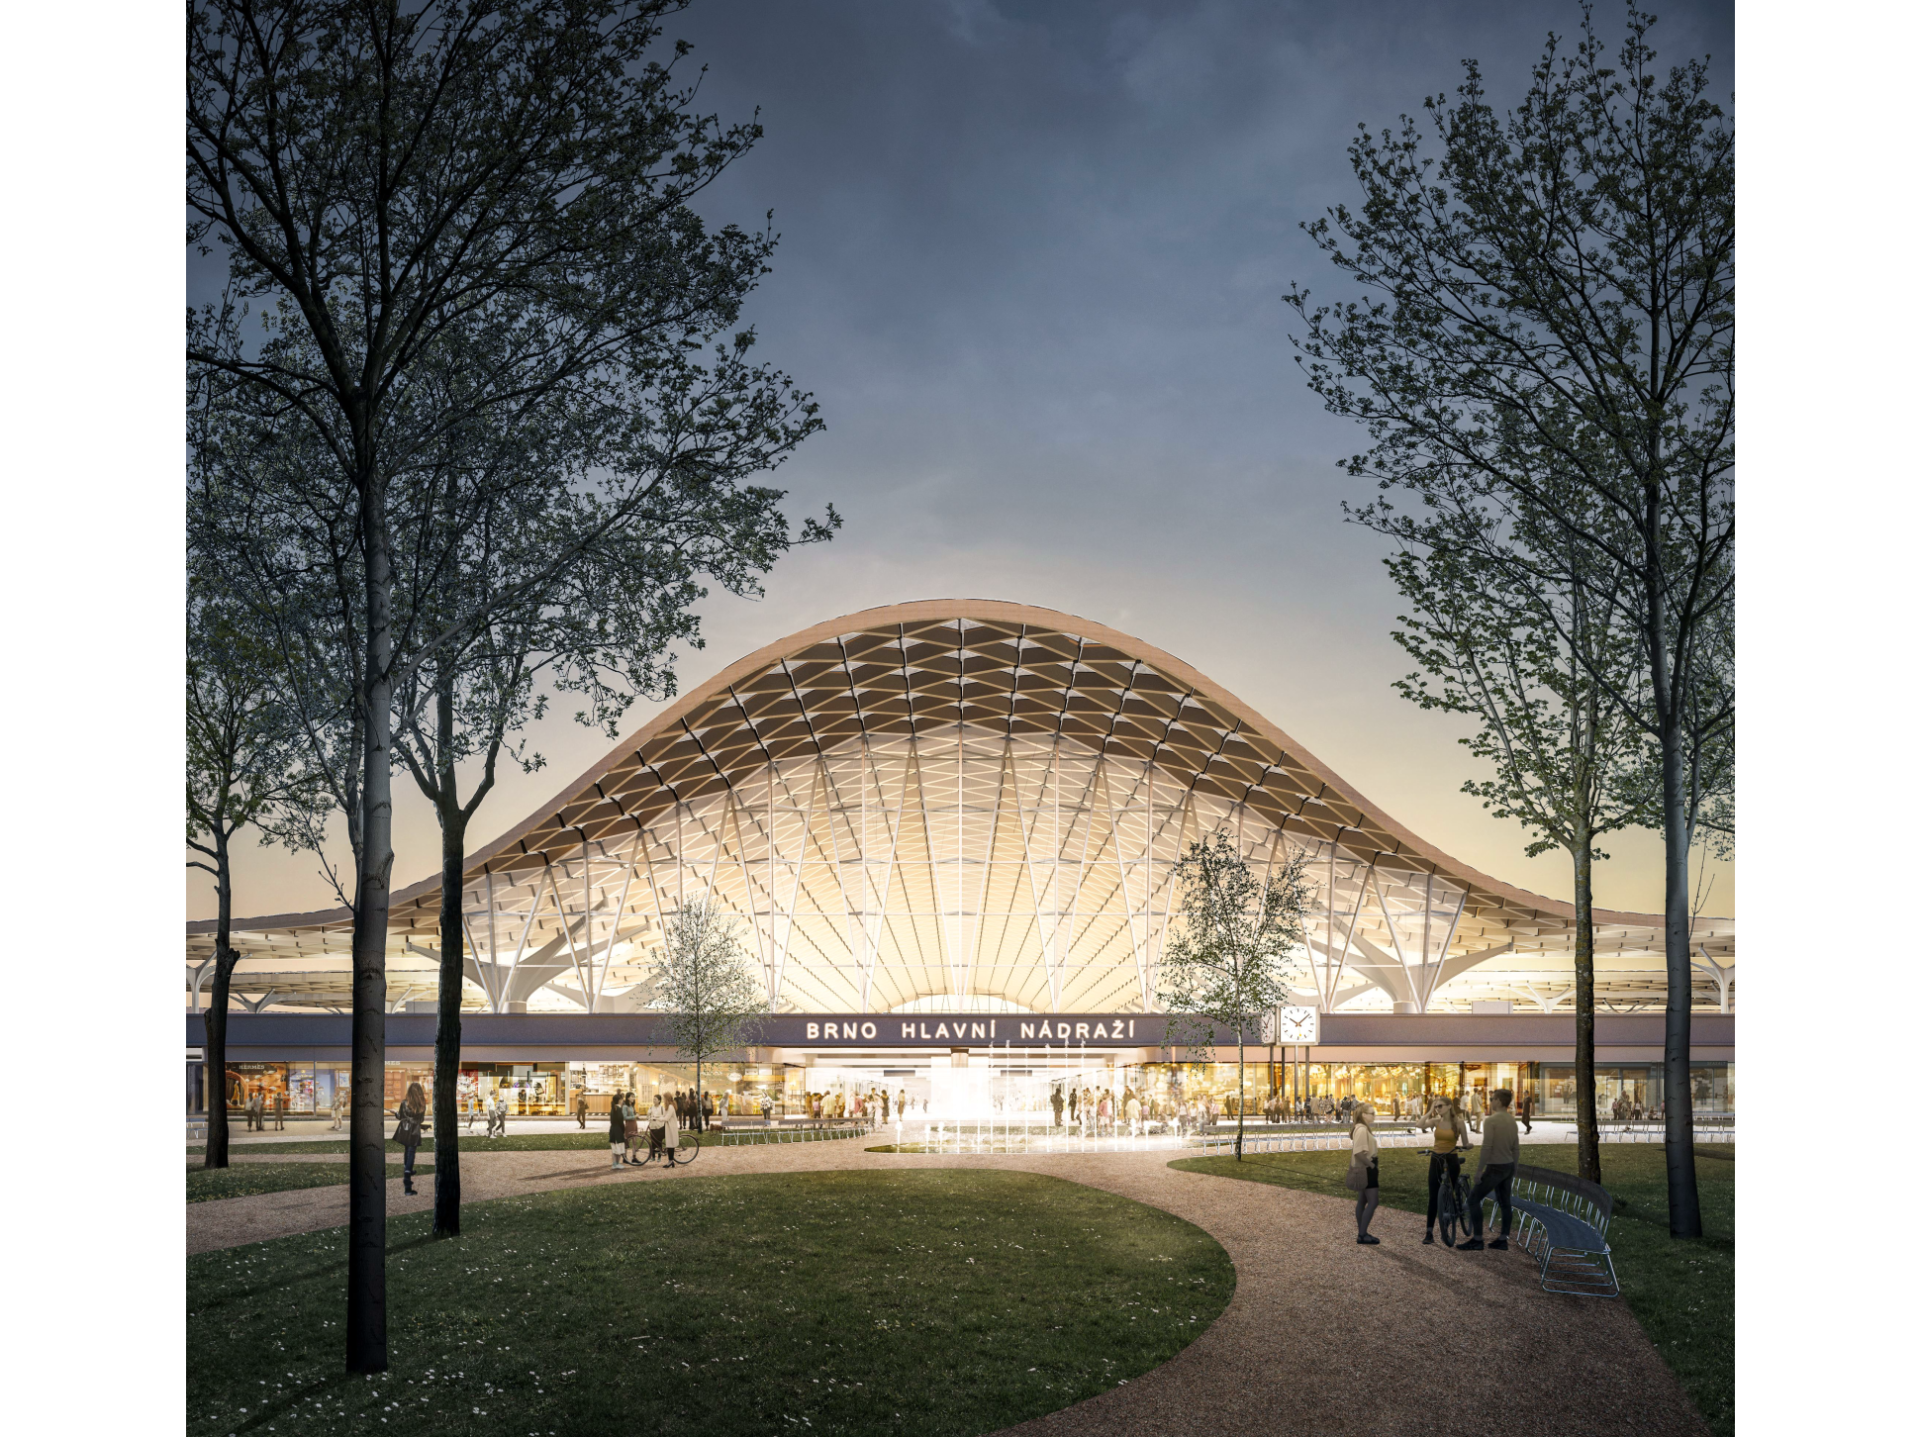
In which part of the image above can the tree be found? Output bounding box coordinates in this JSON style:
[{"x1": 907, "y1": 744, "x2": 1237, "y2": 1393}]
[
  {"x1": 188, "y1": 0, "x2": 819, "y2": 1366},
  {"x1": 379, "y1": 312, "x2": 827, "y2": 1239},
  {"x1": 647, "y1": 897, "x2": 766, "y2": 1126},
  {"x1": 1375, "y1": 488, "x2": 1654, "y2": 1183},
  {"x1": 1285, "y1": 3, "x2": 1732, "y2": 1235},
  {"x1": 185, "y1": 582, "x2": 327, "y2": 1169},
  {"x1": 1155, "y1": 832, "x2": 1313, "y2": 1160}
]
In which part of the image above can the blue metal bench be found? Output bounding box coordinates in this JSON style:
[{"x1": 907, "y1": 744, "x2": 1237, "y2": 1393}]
[{"x1": 1505, "y1": 1164, "x2": 1619, "y2": 1298}]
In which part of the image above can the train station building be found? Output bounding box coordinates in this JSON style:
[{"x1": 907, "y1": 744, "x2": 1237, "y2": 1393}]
[{"x1": 186, "y1": 600, "x2": 1734, "y2": 1122}]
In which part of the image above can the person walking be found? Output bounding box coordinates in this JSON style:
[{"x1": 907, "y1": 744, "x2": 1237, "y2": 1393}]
[
  {"x1": 661, "y1": 1091, "x2": 682, "y2": 1168},
  {"x1": 393, "y1": 1080, "x2": 427, "y2": 1196},
  {"x1": 1349, "y1": 1102, "x2": 1382, "y2": 1245},
  {"x1": 576, "y1": 1090, "x2": 589, "y2": 1130},
  {"x1": 1423, "y1": 1094, "x2": 1472, "y2": 1245},
  {"x1": 1518, "y1": 1090, "x2": 1534, "y2": 1135},
  {"x1": 493, "y1": 1089, "x2": 510, "y2": 1138},
  {"x1": 1457, "y1": 1088, "x2": 1521, "y2": 1252}
]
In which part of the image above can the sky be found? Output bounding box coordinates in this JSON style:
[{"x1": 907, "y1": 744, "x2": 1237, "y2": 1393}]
[{"x1": 187, "y1": 0, "x2": 1736, "y2": 924}]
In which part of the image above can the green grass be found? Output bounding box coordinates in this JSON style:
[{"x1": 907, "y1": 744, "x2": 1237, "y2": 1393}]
[
  {"x1": 188, "y1": 1163, "x2": 431, "y2": 1203},
  {"x1": 187, "y1": 1169, "x2": 1234, "y2": 1437},
  {"x1": 1169, "y1": 1143, "x2": 1734, "y2": 1437},
  {"x1": 188, "y1": 1128, "x2": 868, "y2": 1157}
]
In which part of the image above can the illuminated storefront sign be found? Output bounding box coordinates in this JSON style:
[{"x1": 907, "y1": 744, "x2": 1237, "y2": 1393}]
[{"x1": 801, "y1": 1015, "x2": 1153, "y2": 1045}]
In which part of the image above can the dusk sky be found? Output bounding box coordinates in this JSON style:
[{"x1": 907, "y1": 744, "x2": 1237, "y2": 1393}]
[{"x1": 188, "y1": 0, "x2": 1736, "y2": 923}]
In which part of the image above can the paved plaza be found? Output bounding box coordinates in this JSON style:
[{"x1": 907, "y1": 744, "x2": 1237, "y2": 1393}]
[{"x1": 189, "y1": 1135, "x2": 1707, "y2": 1436}]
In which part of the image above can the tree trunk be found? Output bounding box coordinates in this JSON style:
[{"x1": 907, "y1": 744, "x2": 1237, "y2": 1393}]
[
  {"x1": 432, "y1": 798, "x2": 467, "y2": 1237},
  {"x1": 348, "y1": 465, "x2": 395, "y2": 1374},
  {"x1": 1571, "y1": 828, "x2": 1602, "y2": 1184},
  {"x1": 1234, "y1": 1036, "x2": 1246, "y2": 1160},
  {"x1": 1660, "y1": 717, "x2": 1702, "y2": 1236},
  {"x1": 204, "y1": 948, "x2": 238, "y2": 1168},
  {"x1": 204, "y1": 827, "x2": 236, "y2": 1169}
]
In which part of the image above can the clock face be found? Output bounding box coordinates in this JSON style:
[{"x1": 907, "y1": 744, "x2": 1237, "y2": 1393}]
[{"x1": 1279, "y1": 1006, "x2": 1319, "y2": 1044}]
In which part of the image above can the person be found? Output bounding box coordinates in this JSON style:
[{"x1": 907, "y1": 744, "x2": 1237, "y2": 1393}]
[
  {"x1": 1518, "y1": 1090, "x2": 1534, "y2": 1135},
  {"x1": 273, "y1": 1090, "x2": 287, "y2": 1131},
  {"x1": 393, "y1": 1080, "x2": 427, "y2": 1196},
  {"x1": 494, "y1": 1089, "x2": 510, "y2": 1137},
  {"x1": 1125, "y1": 1088, "x2": 1141, "y2": 1137},
  {"x1": 1423, "y1": 1093, "x2": 1472, "y2": 1245},
  {"x1": 881, "y1": 1089, "x2": 891, "y2": 1123},
  {"x1": 647, "y1": 1092, "x2": 667, "y2": 1161},
  {"x1": 1068, "y1": 1086, "x2": 1079, "y2": 1127},
  {"x1": 702, "y1": 1090, "x2": 714, "y2": 1131},
  {"x1": 607, "y1": 1090, "x2": 629, "y2": 1169},
  {"x1": 1467, "y1": 1087, "x2": 1483, "y2": 1133},
  {"x1": 1350, "y1": 1102, "x2": 1382, "y2": 1244},
  {"x1": 761, "y1": 1093, "x2": 774, "y2": 1123},
  {"x1": 576, "y1": 1090, "x2": 589, "y2": 1130},
  {"x1": 1456, "y1": 1088, "x2": 1520, "y2": 1252},
  {"x1": 661, "y1": 1089, "x2": 682, "y2": 1168},
  {"x1": 329, "y1": 1083, "x2": 346, "y2": 1132},
  {"x1": 1051, "y1": 1086, "x2": 1064, "y2": 1128}
]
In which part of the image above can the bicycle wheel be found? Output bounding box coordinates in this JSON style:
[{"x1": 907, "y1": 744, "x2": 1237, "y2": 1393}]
[
  {"x1": 673, "y1": 1131, "x2": 701, "y2": 1165},
  {"x1": 1437, "y1": 1178, "x2": 1461, "y2": 1247}
]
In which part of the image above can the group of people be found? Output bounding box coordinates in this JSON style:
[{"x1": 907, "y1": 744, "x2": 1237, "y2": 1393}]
[
  {"x1": 237, "y1": 1087, "x2": 287, "y2": 1131},
  {"x1": 1046, "y1": 1084, "x2": 1218, "y2": 1138},
  {"x1": 1611, "y1": 1092, "x2": 1652, "y2": 1125},
  {"x1": 607, "y1": 1090, "x2": 683, "y2": 1169},
  {"x1": 464, "y1": 1090, "x2": 513, "y2": 1137},
  {"x1": 1348, "y1": 1087, "x2": 1523, "y2": 1250}
]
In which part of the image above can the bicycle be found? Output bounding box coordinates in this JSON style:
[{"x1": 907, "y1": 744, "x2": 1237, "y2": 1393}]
[
  {"x1": 636, "y1": 1128, "x2": 702, "y2": 1168},
  {"x1": 1419, "y1": 1148, "x2": 1472, "y2": 1248}
]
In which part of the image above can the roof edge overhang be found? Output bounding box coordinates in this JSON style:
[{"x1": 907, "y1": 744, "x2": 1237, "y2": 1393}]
[{"x1": 191, "y1": 598, "x2": 1707, "y2": 939}]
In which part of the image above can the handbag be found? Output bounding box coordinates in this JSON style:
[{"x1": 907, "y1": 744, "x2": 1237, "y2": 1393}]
[
  {"x1": 393, "y1": 1110, "x2": 423, "y2": 1146},
  {"x1": 1344, "y1": 1151, "x2": 1372, "y2": 1191}
]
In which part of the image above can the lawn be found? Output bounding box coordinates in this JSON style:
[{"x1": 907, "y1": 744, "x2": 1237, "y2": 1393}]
[
  {"x1": 186, "y1": 1168, "x2": 1234, "y2": 1437},
  {"x1": 188, "y1": 1163, "x2": 430, "y2": 1204},
  {"x1": 188, "y1": 1128, "x2": 868, "y2": 1157},
  {"x1": 1169, "y1": 1142, "x2": 1734, "y2": 1437}
]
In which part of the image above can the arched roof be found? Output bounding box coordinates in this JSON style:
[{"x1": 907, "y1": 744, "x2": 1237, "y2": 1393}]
[{"x1": 189, "y1": 600, "x2": 1730, "y2": 1010}]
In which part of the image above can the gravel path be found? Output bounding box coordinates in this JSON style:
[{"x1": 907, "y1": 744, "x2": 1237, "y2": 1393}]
[{"x1": 186, "y1": 1141, "x2": 1705, "y2": 1437}]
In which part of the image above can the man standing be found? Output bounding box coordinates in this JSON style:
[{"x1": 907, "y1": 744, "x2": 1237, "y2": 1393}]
[
  {"x1": 1051, "y1": 1085, "x2": 1064, "y2": 1128},
  {"x1": 575, "y1": 1089, "x2": 589, "y2": 1129},
  {"x1": 1457, "y1": 1087, "x2": 1521, "y2": 1252}
]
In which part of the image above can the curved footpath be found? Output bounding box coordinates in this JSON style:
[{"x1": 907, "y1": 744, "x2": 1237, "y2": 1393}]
[{"x1": 188, "y1": 1143, "x2": 1706, "y2": 1437}]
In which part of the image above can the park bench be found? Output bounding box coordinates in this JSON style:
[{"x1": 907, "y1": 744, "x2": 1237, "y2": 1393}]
[{"x1": 1502, "y1": 1164, "x2": 1619, "y2": 1298}]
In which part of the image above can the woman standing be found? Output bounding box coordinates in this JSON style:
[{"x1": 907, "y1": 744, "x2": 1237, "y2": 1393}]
[
  {"x1": 661, "y1": 1091, "x2": 682, "y2": 1168},
  {"x1": 1350, "y1": 1101, "x2": 1381, "y2": 1245},
  {"x1": 608, "y1": 1090, "x2": 628, "y2": 1170},
  {"x1": 1423, "y1": 1094, "x2": 1472, "y2": 1245},
  {"x1": 393, "y1": 1081, "x2": 428, "y2": 1196},
  {"x1": 647, "y1": 1092, "x2": 667, "y2": 1162}
]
